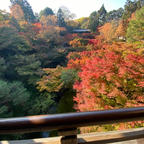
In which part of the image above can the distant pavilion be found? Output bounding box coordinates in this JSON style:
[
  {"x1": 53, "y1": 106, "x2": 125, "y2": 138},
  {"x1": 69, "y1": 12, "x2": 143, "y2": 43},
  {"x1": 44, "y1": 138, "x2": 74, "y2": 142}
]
[{"x1": 72, "y1": 29, "x2": 91, "y2": 33}]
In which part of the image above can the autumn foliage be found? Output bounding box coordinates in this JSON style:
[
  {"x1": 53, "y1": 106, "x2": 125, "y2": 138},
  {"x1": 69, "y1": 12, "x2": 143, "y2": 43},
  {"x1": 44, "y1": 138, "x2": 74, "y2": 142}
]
[
  {"x1": 1, "y1": 0, "x2": 144, "y2": 136},
  {"x1": 66, "y1": 40, "x2": 144, "y2": 130},
  {"x1": 10, "y1": 4, "x2": 25, "y2": 21},
  {"x1": 67, "y1": 41, "x2": 144, "y2": 110},
  {"x1": 98, "y1": 22, "x2": 117, "y2": 42}
]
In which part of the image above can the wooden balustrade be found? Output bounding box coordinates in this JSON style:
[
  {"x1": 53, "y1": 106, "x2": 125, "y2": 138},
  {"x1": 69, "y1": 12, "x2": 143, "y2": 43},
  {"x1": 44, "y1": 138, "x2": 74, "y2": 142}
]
[{"x1": 0, "y1": 107, "x2": 144, "y2": 144}]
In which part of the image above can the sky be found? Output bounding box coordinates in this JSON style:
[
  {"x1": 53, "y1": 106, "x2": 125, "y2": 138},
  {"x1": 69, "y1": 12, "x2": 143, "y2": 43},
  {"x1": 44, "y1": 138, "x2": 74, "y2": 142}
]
[{"x1": 0, "y1": 0, "x2": 126, "y2": 18}]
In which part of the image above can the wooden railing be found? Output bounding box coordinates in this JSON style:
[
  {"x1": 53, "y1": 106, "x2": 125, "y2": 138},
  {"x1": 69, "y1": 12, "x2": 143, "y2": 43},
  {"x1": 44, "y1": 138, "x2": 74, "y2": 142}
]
[{"x1": 0, "y1": 107, "x2": 144, "y2": 144}]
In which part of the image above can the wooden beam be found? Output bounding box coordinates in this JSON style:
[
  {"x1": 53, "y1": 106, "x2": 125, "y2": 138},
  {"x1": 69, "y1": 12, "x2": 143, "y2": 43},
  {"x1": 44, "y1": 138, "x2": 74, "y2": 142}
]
[
  {"x1": 78, "y1": 127, "x2": 144, "y2": 144},
  {"x1": 0, "y1": 137, "x2": 61, "y2": 144},
  {"x1": 0, "y1": 128, "x2": 144, "y2": 144},
  {"x1": 0, "y1": 107, "x2": 144, "y2": 134}
]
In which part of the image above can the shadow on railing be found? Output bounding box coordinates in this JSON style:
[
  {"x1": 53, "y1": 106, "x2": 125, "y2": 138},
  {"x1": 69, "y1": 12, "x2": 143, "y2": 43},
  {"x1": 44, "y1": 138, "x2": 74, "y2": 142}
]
[{"x1": 0, "y1": 107, "x2": 144, "y2": 144}]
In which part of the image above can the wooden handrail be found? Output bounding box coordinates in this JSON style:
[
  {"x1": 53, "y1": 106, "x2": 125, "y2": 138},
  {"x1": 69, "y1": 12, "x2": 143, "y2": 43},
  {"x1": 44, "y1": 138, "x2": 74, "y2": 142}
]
[{"x1": 0, "y1": 107, "x2": 144, "y2": 134}]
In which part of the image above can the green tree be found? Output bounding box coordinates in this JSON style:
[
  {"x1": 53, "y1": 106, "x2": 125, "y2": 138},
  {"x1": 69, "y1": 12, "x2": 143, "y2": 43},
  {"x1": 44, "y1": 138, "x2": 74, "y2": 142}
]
[
  {"x1": 0, "y1": 80, "x2": 30, "y2": 117},
  {"x1": 29, "y1": 92, "x2": 55, "y2": 114},
  {"x1": 0, "y1": 57, "x2": 6, "y2": 78},
  {"x1": 57, "y1": 8, "x2": 66, "y2": 27},
  {"x1": 126, "y1": 6, "x2": 144, "y2": 42},
  {"x1": 39, "y1": 7, "x2": 54, "y2": 18},
  {"x1": 0, "y1": 26, "x2": 41, "y2": 85},
  {"x1": 122, "y1": 0, "x2": 137, "y2": 19},
  {"x1": 13, "y1": 54, "x2": 41, "y2": 85},
  {"x1": 106, "y1": 8, "x2": 124, "y2": 22},
  {"x1": 0, "y1": 27, "x2": 28, "y2": 52},
  {"x1": 98, "y1": 4, "x2": 107, "y2": 25},
  {"x1": 89, "y1": 11, "x2": 99, "y2": 32},
  {"x1": 89, "y1": 5, "x2": 107, "y2": 32}
]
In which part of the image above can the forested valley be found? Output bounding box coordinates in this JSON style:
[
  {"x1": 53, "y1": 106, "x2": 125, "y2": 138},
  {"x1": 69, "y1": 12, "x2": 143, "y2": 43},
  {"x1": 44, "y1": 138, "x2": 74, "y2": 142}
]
[{"x1": 0, "y1": 0, "x2": 144, "y2": 140}]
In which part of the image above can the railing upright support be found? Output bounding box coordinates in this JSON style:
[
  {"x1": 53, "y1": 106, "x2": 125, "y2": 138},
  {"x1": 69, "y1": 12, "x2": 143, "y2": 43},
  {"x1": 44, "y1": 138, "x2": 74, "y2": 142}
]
[{"x1": 58, "y1": 128, "x2": 78, "y2": 144}]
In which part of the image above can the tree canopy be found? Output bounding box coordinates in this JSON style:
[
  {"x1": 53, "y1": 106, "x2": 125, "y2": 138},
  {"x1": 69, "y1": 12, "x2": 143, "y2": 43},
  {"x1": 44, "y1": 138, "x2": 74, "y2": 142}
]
[
  {"x1": 126, "y1": 6, "x2": 144, "y2": 42},
  {"x1": 10, "y1": 0, "x2": 36, "y2": 23},
  {"x1": 39, "y1": 7, "x2": 54, "y2": 18}
]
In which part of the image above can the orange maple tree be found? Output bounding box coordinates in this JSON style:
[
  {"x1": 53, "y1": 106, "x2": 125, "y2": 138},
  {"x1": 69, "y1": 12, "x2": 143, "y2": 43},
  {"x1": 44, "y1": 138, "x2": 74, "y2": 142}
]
[{"x1": 98, "y1": 22, "x2": 117, "y2": 42}]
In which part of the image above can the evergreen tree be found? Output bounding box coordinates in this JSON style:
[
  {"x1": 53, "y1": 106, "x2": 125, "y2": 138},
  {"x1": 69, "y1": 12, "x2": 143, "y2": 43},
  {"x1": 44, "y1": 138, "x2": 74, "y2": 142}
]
[
  {"x1": 0, "y1": 57, "x2": 6, "y2": 78},
  {"x1": 106, "y1": 8, "x2": 124, "y2": 22},
  {"x1": 98, "y1": 4, "x2": 107, "y2": 25},
  {"x1": 10, "y1": 0, "x2": 36, "y2": 23},
  {"x1": 89, "y1": 11, "x2": 99, "y2": 32},
  {"x1": 0, "y1": 80, "x2": 30, "y2": 117},
  {"x1": 39, "y1": 7, "x2": 54, "y2": 18},
  {"x1": 57, "y1": 8, "x2": 66, "y2": 27},
  {"x1": 89, "y1": 4, "x2": 107, "y2": 32},
  {"x1": 0, "y1": 26, "x2": 41, "y2": 83},
  {"x1": 122, "y1": 0, "x2": 138, "y2": 19}
]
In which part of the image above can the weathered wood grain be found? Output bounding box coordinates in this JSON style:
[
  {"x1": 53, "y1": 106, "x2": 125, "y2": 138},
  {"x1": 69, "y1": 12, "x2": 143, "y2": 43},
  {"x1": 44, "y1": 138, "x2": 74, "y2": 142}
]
[{"x1": 0, "y1": 127, "x2": 144, "y2": 144}]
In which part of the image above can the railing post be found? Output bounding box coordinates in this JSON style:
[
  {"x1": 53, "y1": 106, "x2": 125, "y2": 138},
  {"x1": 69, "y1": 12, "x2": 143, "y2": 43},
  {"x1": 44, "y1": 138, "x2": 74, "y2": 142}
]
[{"x1": 58, "y1": 128, "x2": 78, "y2": 144}]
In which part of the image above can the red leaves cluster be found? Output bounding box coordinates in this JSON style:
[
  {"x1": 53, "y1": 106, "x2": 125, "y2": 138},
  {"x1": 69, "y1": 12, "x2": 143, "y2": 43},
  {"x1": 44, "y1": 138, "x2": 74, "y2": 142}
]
[
  {"x1": 88, "y1": 39, "x2": 100, "y2": 45},
  {"x1": 32, "y1": 23, "x2": 42, "y2": 33},
  {"x1": 67, "y1": 42, "x2": 144, "y2": 112}
]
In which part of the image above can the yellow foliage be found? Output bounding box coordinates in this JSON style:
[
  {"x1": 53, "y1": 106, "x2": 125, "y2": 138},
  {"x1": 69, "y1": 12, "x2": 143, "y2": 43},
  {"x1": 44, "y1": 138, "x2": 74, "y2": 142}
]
[
  {"x1": 37, "y1": 66, "x2": 64, "y2": 92},
  {"x1": 98, "y1": 21, "x2": 118, "y2": 42},
  {"x1": 40, "y1": 15, "x2": 57, "y2": 26}
]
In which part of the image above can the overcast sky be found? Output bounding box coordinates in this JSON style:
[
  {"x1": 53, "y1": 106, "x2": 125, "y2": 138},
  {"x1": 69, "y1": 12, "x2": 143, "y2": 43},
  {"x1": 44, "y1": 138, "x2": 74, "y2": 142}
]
[{"x1": 0, "y1": 0, "x2": 126, "y2": 18}]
